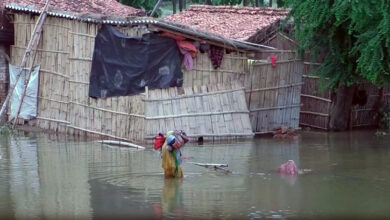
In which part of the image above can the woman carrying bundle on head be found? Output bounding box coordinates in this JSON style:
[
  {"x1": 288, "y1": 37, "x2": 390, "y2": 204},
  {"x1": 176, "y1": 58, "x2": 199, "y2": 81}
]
[{"x1": 161, "y1": 130, "x2": 189, "y2": 178}]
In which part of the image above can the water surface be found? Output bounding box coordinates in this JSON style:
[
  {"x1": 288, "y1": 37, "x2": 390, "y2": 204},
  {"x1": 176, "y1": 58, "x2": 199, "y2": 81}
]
[{"x1": 0, "y1": 130, "x2": 390, "y2": 219}]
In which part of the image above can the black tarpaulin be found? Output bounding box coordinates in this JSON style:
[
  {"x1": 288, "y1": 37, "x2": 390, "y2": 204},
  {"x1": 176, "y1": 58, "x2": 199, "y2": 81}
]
[{"x1": 89, "y1": 25, "x2": 183, "y2": 98}]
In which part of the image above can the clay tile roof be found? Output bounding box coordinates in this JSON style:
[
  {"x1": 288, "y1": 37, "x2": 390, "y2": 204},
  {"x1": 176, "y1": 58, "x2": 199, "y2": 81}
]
[
  {"x1": 163, "y1": 5, "x2": 290, "y2": 41},
  {"x1": 1, "y1": 0, "x2": 145, "y2": 18}
]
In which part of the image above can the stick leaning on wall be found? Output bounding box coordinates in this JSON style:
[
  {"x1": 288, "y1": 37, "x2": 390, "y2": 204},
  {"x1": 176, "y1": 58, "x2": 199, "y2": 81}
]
[{"x1": 0, "y1": 0, "x2": 51, "y2": 126}]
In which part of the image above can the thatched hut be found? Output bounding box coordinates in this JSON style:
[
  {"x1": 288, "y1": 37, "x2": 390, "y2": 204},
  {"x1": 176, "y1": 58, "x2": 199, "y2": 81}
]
[{"x1": 3, "y1": 2, "x2": 303, "y2": 142}]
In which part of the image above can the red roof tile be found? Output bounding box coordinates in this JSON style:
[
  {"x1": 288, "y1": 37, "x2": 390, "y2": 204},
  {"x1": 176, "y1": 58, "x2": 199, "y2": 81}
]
[
  {"x1": 1, "y1": 0, "x2": 145, "y2": 17},
  {"x1": 163, "y1": 5, "x2": 289, "y2": 41}
]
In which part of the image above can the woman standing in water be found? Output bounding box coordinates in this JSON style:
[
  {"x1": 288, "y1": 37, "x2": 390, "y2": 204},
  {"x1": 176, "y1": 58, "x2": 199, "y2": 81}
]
[{"x1": 161, "y1": 130, "x2": 189, "y2": 178}]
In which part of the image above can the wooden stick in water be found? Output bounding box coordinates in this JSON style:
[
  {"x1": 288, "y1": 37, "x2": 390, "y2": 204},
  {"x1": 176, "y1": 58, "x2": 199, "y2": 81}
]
[
  {"x1": 97, "y1": 140, "x2": 145, "y2": 150},
  {"x1": 187, "y1": 162, "x2": 231, "y2": 173},
  {"x1": 187, "y1": 162, "x2": 228, "y2": 167}
]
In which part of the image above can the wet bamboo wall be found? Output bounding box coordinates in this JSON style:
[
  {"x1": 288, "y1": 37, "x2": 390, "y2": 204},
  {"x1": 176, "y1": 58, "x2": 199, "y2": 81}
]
[
  {"x1": 11, "y1": 14, "x2": 147, "y2": 142},
  {"x1": 182, "y1": 51, "x2": 248, "y2": 88},
  {"x1": 300, "y1": 62, "x2": 331, "y2": 130},
  {"x1": 300, "y1": 62, "x2": 390, "y2": 130},
  {"x1": 144, "y1": 83, "x2": 253, "y2": 141},
  {"x1": 246, "y1": 52, "x2": 303, "y2": 134},
  {"x1": 350, "y1": 84, "x2": 390, "y2": 128}
]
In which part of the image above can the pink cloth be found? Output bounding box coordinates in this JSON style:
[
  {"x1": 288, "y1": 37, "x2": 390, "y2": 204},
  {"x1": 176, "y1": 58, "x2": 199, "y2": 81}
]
[
  {"x1": 271, "y1": 55, "x2": 277, "y2": 67},
  {"x1": 278, "y1": 160, "x2": 299, "y2": 175},
  {"x1": 180, "y1": 49, "x2": 194, "y2": 71}
]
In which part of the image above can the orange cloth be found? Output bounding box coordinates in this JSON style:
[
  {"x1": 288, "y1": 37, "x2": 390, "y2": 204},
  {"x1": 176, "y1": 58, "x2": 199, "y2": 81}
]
[
  {"x1": 161, "y1": 32, "x2": 186, "y2": 41},
  {"x1": 177, "y1": 40, "x2": 197, "y2": 54}
]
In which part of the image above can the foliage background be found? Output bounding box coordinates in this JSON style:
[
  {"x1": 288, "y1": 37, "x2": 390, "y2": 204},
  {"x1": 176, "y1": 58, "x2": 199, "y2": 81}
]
[{"x1": 285, "y1": 0, "x2": 390, "y2": 89}]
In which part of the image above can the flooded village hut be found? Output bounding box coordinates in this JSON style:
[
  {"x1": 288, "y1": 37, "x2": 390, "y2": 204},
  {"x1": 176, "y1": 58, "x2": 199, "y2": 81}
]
[
  {"x1": 3, "y1": 2, "x2": 303, "y2": 143},
  {"x1": 0, "y1": 0, "x2": 145, "y2": 118},
  {"x1": 164, "y1": 6, "x2": 303, "y2": 134}
]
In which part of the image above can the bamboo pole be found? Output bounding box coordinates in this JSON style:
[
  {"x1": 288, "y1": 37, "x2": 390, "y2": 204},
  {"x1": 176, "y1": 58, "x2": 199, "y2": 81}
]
[
  {"x1": 0, "y1": 0, "x2": 51, "y2": 125},
  {"x1": 144, "y1": 132, "x2": 254, "y2": 139},
  {"x1": 250, "y1": 104, "x2": 302, "y2": 112},
  {"x1": 246, "y1": 82, "x2": 303, "y2": 93},
  {"x1": 11, "y1": 45, "x2": 69, "y2": 54},
  {"x1": 146, "y1": 110, "x2": 250, "y2": 120},
  {"x1": 150, "y1": 0, "x2": 163, "y2": 17},
  {"x1": 301, "y1": 94, "x2": 332, "y2": 102},
  {"x1": 143, "y1": 88, "x2": 245, "y2": 102},
  {"x1": 299, "y1": 122, "x2": 329, "y2": 130},
  {"x1": 97, "y1": 140, "x2": 145, "y2": 149},
  {"x1": 300, "y1": 111, "x2": 329, "y2": 117}
]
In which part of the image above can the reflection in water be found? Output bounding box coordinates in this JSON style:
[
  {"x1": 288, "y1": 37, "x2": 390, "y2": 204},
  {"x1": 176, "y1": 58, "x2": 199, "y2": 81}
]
[
  {"x1": 8, "y1": 136, "x2": 41, "y2": 219},
  {"x1": 0, "y1": 132, "x2": 92, "y2": 219},
  {"x1": 0, "y1": 130, "x2": 389, "y2": 219},
  {"x1": 159, "y1": 179, "x2": 184, "y2": 219}
]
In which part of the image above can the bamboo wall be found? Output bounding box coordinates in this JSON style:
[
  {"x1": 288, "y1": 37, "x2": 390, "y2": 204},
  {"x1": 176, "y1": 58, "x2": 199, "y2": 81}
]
[
  {"x1": 144, "y1": 83, "x2": 253, "y2": 141},
  {"x1": 351, "y1": 84, "x2": 389, "y2": 128},
  {"x1": 300, "y1": 62, "x2": 390, "y2": 130},
  {"x1": 11, "y1": 14, "x2": 146, "y2": 142},
  {"x1": 246, "y1": 52, "x2": 303, "y2": 134},
  {"x1": 300, "y1": 62, "x2": 331, "y2": 130},
  {"x1": 182, "y1": 51, "x2": 248, "y2": 88}
]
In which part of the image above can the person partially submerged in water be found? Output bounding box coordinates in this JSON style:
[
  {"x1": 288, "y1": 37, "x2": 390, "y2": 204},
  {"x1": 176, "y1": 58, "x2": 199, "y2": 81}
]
[
  {"x1": 161, "y1": 130, "x2": 189, "y2": 178},
  {"x1": 278, "y1": 160, "x2": 312, "y2": 175}
]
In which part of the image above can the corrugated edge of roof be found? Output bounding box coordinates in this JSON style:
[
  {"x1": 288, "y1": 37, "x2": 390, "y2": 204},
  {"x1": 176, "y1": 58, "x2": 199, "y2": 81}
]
[
  {"x1": 5, "y1": 4, "x2": 274, "y2": 51},
  {"x1": 5, "y1": 4, "x2": 155, "y2": 24}
]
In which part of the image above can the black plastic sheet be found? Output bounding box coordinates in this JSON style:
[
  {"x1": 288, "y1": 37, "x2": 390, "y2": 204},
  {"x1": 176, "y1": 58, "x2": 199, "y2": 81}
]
[{"x1": 89, "y1": 25, "x2": 183, "y2": 98}]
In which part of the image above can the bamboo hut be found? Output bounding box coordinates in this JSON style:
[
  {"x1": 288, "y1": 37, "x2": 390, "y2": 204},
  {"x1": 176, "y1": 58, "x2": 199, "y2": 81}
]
[
  {"x1": 4, "y1": 2, "x2": 303, "y2": 142},
  {"x1": 164, "y1": 5, "x2": 303, "y2": 134}
]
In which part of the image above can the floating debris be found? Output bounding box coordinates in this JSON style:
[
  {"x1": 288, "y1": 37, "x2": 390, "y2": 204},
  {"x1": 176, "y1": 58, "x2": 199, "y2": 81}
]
[{"x1": 273, "y1": 126, "x2": 299, "y2": 139}]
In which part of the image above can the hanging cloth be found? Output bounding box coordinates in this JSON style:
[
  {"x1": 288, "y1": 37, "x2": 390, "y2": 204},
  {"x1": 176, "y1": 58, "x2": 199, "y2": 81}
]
[{"x1": 209, "y1": 46, "x2": 224, "y2": 69}]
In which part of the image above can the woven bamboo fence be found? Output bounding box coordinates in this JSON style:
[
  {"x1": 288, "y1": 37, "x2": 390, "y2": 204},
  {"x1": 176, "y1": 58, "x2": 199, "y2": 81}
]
[
  {"x1": 350, "y1": 83, "x2": 390, "y2": 128},
  {"x1": 10, "y1": 14, "x2": 148, "y2": 142},
  {"x1": 182, "y1": 51, "x2": 248, "y2": 88},
  {"x1": 143, "y1": 83, "x2": 253, "y2": 141},
  {"x1": 300, "y1": 62, "x2": 390, "y2": 130},
  {"x1": 246, "y1": 51, "x2": 303, "y2": 134},
  {"x1": 300, "y1": 62, "x2": 331, "y2": 130}
]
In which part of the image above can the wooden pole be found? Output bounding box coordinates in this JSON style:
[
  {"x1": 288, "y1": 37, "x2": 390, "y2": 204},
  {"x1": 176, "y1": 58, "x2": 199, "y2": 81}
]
[
  {"x1": 97, "y1": 140, "x2": 145, "y2": 149},
  {"x1": 0, "y1": 0, "x2": 51, "y2": 125},
  {"x1": 11, "y1": 0, "x2": 51, "y2": 127},
  {"x1": 150, "y1": 0, "x2": 163, "y2": 17}
]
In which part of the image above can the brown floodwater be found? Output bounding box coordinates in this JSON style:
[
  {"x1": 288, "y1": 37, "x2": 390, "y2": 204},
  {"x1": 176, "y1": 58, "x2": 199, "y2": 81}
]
[{"x1": 0, "y1": 130, "x2": 390, "y2": 219}]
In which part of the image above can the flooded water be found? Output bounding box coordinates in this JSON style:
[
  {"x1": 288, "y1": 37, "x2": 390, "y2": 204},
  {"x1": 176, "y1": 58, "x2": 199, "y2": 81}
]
[{"x1": 1, "y1": 130, "x2": 390, "y2": 219}]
